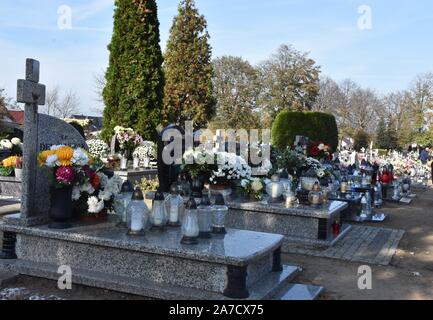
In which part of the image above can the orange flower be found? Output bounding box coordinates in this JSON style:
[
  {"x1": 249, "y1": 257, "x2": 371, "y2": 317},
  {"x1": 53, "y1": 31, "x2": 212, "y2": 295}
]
[
  {"x1": 56, "y1": 146, "x2": 74, "y2": 166},
  {"x1": 2, "y1": 156, "x2": 18, "y2": 168}
]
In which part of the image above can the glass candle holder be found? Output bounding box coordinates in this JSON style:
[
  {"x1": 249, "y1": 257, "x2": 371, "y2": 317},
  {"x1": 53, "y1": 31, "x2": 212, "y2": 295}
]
[
  {"x1": 166, "y1": 184, "x2": 183, "y2": 227},
  {"x1": 114, "y1": 180, "x2": 134, "y2": 226},
  {"x1": 212, "y1": 194, "x2": 228, "y2": 235},
  {"x1": 308, "y1": 182, "x2": 324, "y2": 207},
  {"x1": 126, "y1": 188, "x2": 149, "y2": 236},
  {"x1": 266, "y1": 174, "x2": 284, "y2": 203},
  {"x1": 198, "y1": 194, "x2": 212, "y2": 239},
  {"x1": 181, "y1": 198, "x2": 200, "y2": 245},
  {"x1": 150, "y1": 190, "x2": 168, "y2": 231}
]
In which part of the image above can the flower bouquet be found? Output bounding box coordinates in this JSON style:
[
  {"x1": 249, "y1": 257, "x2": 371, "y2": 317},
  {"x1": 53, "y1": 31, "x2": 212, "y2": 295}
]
[
  {"x1": 308, "y1": 141, "x2": 332, "y2": 162},
  {"x1": 133, "y1": 141, "x2": 157, "y2": 168},
  {"x1": 72, "y1": 168, "x2": 123, "y2": 222},
  {"x1": 0, "y1": 138, "x2": 23, "y2": 156},
  {"x1": 182, "y1": 148, "x2": 216, "y2": 180},
  {"x1": 87, "y1": 139, "x2": 110, "y2": 161},
  {"x1": 38, "y1": 145, "x2": 94, "y2": 228},
  {"x1": 209, "y1": 152, "x2": 252, "y2": 196},
  {"x1": 239, "y1": 178, "x2": 266, "y2": 201},
  {"x1": 114, "y1": 126, "x2": 143, "y2": 159},
  {"x1": 0, "y1": 156, "x2": 18, "y2": 177}
]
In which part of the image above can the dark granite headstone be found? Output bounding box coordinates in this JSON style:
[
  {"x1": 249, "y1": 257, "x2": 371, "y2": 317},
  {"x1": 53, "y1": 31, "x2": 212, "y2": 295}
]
[{"x1": 157, "y1": 125, "x2": 185, "y2": 193}]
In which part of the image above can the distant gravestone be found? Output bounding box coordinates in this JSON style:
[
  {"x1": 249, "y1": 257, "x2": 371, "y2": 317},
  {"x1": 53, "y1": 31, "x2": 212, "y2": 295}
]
[{"x1": 17, "y1": 59, "x2": 87, "y2": 226}]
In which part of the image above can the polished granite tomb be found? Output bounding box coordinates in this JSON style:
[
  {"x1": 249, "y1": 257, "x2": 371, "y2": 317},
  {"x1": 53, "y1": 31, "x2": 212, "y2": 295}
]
[
  {"x1": 0, "y1": 214, "x2": 322, "y2": 300},
  {"x1": 226, "y1": 198, "x2": 351, "y2": 250}
]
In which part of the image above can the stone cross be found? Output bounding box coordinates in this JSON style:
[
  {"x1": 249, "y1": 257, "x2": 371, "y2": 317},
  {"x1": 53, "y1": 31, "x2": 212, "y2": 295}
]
[{"x1": 17, "y1": 59, "x2": 46, "y2": 224}]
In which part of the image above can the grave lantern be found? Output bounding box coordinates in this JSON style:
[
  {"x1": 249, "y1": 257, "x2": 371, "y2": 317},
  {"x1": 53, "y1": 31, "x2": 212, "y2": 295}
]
[
  {"x1": 360, "y1": 192, "x2": 372, "y2": 219},
  {"x1": 126, "y1": 188, "x2": 149, "y2": 236},
  {"x1": 114, "y1": 180, "x2": 134, "y2": 226},
  {"x1": 212, "y1": 194, "x2": 228, "y2": 235},
  {"x1": 374, "y1": 182, "x2": 383, "y2": 208},
  {"x1": 150, "y1": 190, "x2": 168, "y2": 230},
  {"x1": 166, "y1": 184, "x2": 183, "y2": 227},
  {"x1": 198, "y1": 194, "x2": 213, "y2": 239},
  {"x1": 266, "y1": 174, "x2": 284, "y2": 203},
  {"x1": 181, "y1": 197, "x2": 200, "y2": 245}
]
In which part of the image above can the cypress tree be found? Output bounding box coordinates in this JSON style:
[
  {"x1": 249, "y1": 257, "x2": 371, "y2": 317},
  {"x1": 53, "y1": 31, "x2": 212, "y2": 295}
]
[
  {"x1": 102, "y1": 0, "x2": 164, "y2": 142},
  {"x1": 163, "y1": 0, "x2": 215, "y2": 129}
]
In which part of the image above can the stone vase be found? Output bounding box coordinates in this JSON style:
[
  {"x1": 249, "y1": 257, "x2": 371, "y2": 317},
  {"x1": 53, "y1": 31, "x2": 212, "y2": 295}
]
[
  {"x1": 14, "y1": 168, "x2": 23, "y2": 181},
  {"x1": 49, "y1": 186, "x2": 73, "y2": 229},
  {"x1": 80, "y1": 210, "x2": 108, "y2": 224}
]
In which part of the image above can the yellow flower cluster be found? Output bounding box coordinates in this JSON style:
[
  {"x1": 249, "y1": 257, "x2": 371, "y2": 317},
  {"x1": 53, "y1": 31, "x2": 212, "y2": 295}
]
[
  {"x1": 2, "y1": 156, "x2": 18, "y2": 168},
  {"x1": 38, "y1": 146, "x2": 75, "y2": 167},
  {"x1": 38, "y1": 146, "x2": 94, "y2": 167}
]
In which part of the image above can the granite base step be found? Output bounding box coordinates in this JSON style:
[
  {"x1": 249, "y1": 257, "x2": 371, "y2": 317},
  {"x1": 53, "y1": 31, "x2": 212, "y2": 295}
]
[{"x1": 0, "y1": 259, "x2": 301, "y2": 300}]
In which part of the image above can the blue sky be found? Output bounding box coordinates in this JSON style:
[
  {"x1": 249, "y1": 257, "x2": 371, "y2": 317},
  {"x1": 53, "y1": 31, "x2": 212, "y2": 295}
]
[{"x1": 1, "y1": 0, "x2": 433, "y2": 115}]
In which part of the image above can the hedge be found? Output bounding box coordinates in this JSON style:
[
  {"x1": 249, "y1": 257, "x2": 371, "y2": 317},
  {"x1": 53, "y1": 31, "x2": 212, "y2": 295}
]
[{"x1": 271, "y1": 111, "x2": 339, "y2": 151}]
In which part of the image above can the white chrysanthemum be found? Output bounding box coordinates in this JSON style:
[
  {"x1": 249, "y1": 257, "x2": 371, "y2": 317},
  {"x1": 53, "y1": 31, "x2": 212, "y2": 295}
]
[
  {"x1": 11, "y1": 138, "x2": 21, "y2": 145},
  {"x1": 72, "y1": 148, "x2": 90, "y2": 166},
  {"x1": 251, "y1": 179, "x2": 263, "y2": 192},
  {"x1": 50, "y1": 145, "x2": 64, "y2": 151},
  {"x1": 45, "y1": 154, "x2": 58, "y2": 167},
  {"x1": 0, "y1": 139, "x2": 13, "y2": 149},
  {"x1": 72, "y1": 187, "x2": 81, "y2": 201},
  {"x1": 87, "y1": 196, "x2": 104, "y2": 214}
]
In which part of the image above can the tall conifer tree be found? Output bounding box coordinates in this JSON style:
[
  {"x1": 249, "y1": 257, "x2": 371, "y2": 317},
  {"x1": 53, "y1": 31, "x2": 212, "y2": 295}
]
[
  {"x1": 102, "y1": 0, "x2": 164, "y2": 141},
  {"x1": 163, "y1": 0, "x2": 215, "y2": 128}
]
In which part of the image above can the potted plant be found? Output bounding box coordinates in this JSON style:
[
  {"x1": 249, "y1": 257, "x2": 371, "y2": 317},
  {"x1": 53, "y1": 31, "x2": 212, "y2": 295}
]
[
  {"x1": 182, "y1": 148, "x2": 216, "y2": 195},
  {"x1": 208, "y1": 152, "x2": 252, "y2": 196}
]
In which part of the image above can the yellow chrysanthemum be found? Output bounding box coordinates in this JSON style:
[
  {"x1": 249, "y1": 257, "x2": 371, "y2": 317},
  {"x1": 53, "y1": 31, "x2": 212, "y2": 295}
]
[
  {"x1": 55, "y1": 146, "x2": 74, "y2": 166},
  {"x1": 38, "y1": 150, "x2": 56, "y2": 166},
  {"x1": 2, "y1": 156, "x2": 18, "y2": 168}
]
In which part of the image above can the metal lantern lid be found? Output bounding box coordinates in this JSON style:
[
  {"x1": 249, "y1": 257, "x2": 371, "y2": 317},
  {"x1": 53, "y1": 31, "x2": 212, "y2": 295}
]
[
  {"x1": 131, "y1": 188, "x2": 144, "y2": 201},
  {"x1": 312, "y1": 182, "x2": 321, "y2": 191},
  {"x1": 170, "y1": 184, "x2": 179, "y2": 195},
  {"x1": 186, "y1": 197, "x2": 197, "y2": 210},
  {"x1": 271, "y1": 174, "x2": 280, "y2": 182},
  {"x1": 121, "y1": 180, "x2": 134, "y2": 193},
  {"x1": 154, "y1": 189, "x2": 165, "y2": 201},
  {"x1": 200, "y1": 194, "x2": 211, "y2": 206},
  {"x1": 214, "y1": 194, "x2": 226, "y2": 206}
]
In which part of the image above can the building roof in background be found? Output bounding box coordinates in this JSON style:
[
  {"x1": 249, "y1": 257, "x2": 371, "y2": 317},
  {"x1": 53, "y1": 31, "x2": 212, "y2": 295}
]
[
  {"x1": 71, "y1": 114, "x2": 103, "y2": 132},
  {"x1": 7, "y1": 110, "x2": 24, "y2": 125}
]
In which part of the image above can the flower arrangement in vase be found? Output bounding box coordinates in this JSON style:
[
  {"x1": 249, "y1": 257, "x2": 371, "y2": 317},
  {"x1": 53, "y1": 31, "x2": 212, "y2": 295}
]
[
  {"x1": 72, "y1": 167, "x2": 124, "y2": 223},
  {"x1": 133, "y1": 141, "x2": 157, "y2": 168},
  {"x1": 114, "y1": 126, "x2": 143, "y2": 159},
  {"x1": 0, "y1": 156, "x2": 19, "y2": 177},
  {"x1": 38, "y1": 145, "x2": 93, "y2": 228}
]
